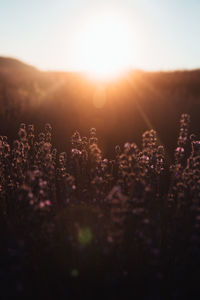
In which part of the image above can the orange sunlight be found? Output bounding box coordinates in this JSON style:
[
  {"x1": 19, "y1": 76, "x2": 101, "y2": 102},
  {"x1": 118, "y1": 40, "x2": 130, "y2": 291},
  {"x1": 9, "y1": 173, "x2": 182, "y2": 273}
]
[{"x1": 75, "y1": 12, "x2": 134, "y2": 81}]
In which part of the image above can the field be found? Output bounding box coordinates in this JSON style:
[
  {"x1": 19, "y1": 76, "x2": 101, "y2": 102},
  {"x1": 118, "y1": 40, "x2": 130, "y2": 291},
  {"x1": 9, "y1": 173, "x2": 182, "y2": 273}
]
[{"x1": 0, "y1": 57, "x2": 200, "y2": 299}]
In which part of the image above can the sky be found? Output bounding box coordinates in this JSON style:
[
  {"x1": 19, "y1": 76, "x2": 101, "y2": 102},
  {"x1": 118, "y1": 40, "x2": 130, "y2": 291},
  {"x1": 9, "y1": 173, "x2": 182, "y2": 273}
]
[{"x1": 0, "y1": 0, "x2": 200, "y2": 71}]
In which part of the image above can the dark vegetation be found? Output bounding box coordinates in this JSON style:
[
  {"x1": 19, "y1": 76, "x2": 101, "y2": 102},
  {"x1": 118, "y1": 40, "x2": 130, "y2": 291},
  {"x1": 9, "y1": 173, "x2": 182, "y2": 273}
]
[{"x1": 0, "y1": 57, "x2": 200, "y2": 299}]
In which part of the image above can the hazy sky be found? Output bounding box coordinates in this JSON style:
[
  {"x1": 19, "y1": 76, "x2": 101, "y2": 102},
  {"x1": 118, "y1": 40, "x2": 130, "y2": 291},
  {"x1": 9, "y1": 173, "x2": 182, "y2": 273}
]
[{"x1": 0, "y1": 0, "x2": 200, "y2": 71}]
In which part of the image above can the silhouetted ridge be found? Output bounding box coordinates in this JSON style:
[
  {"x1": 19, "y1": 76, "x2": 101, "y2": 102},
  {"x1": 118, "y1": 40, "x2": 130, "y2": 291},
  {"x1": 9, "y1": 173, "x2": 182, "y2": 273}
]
[{"x1": 0, "y1": 56, "x2": 38, "y2": 73}]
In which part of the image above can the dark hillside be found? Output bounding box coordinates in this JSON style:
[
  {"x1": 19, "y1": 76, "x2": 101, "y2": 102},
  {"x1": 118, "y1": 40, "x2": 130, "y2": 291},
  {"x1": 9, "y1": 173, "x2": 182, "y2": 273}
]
[
  {"x1": 0, "y1": 57, "x2": 199, "y2": 157},
  {"x1": 0, "y1": 57, "x2": 37, "y2": 74}
]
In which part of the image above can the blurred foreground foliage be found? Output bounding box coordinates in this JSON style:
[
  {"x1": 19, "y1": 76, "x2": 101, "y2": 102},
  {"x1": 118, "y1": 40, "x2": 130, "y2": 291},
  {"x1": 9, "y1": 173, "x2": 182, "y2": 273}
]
[{"x1": 0, "y1": 112, "x2": 199, "y2": 299}]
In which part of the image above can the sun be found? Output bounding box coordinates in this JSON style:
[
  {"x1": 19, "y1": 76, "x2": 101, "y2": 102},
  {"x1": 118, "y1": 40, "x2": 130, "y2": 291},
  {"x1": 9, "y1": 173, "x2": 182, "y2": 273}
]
[{"x1": 76, "y1": 12, "x2": 134, "y2": 81}]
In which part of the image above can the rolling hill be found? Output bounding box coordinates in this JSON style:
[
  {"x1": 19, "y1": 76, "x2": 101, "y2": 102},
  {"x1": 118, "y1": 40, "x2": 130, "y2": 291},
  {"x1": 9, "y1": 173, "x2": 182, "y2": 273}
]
[{"x1": 0, "y1": 56, "x2": 199, "y2": 157}]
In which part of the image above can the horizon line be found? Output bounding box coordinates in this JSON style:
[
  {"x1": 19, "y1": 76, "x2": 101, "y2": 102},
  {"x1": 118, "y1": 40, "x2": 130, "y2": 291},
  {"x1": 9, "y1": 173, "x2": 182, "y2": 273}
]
[{"x1": 1, "y1": 55, "x2": 200, "y2": 74}]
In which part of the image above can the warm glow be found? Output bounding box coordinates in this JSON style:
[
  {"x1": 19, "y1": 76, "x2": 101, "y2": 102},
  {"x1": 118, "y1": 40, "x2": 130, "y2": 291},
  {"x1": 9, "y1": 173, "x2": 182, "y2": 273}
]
[{"x1": 76, "y1": 12, "x2": 134, "y2": 81}]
